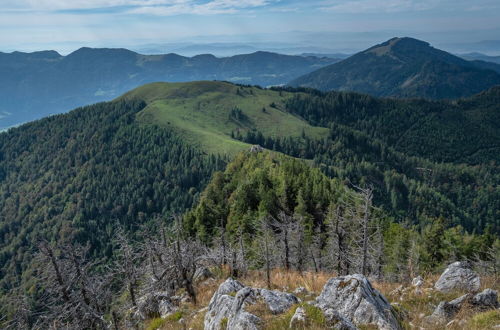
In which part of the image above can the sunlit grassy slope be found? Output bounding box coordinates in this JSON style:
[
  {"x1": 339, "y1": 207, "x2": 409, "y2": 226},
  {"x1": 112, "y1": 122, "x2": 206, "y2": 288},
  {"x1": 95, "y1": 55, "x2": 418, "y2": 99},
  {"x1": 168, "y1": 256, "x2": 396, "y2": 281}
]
[{"x1": 119, "y1": 81, "x2": 328, "y2": 155}]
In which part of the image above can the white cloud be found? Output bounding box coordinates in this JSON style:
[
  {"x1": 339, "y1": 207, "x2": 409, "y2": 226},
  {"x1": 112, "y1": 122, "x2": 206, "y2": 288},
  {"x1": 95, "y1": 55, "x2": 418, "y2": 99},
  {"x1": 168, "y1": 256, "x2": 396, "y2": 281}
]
[
  {"x1": 2, "y1": 0, "x2": 275, "y2": 14},
  {"x1": 127, "y1": 0, "x2": 274, "y2": 16},
  {"x1": 5, "y1": 0, "x2": 187, "y2": 10},
  {"x1": 321, "y1": 0, "x2": 436, "y2": 13}
]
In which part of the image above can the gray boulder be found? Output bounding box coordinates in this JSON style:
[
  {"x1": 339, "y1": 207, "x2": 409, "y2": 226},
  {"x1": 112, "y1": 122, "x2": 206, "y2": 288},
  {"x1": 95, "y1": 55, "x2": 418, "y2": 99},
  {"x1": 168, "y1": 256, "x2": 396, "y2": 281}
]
[
  {"x1": 322, "y1": 308, "x2": 358, "y2": 330},
  {"x1": 216, "y1": 277, "x2": 246, "y2": 296},
  {"x1": 434, "y1": 261, "x2": 480, "y2": 293},
  {"x1": 472, "y1": 289, "x2": 499, "y2": 309},
  {"x1": 249, "y1": 145, "x2": 264, "y2": 153},
  {"x1": 411, "y1": 276, "x2": 424, "y2": 288},
  {"x1": 228, "y1": 288, "x2": 261, "y2": 330},
  {"x1": 204, "y1": 278, "x2": 246, "y2": 330},
  {"x1": 289, "y1": 307, "x2": 307, "y2": 328},
  {"x1": 315, "y1": 274, "x2": 400, "y2": 330},
  {"x1": 293, "y1": 287, "x2": 309, "y2": 295},
  {"x1": 257, "y1": 289, "x2": 299, "y2": 314},
  {"x1": 425, "y1": 294, "x2": 469, "y2": 324},
  {"x1": 204, "y1": 279, "x2": 260, "y2": 330}
]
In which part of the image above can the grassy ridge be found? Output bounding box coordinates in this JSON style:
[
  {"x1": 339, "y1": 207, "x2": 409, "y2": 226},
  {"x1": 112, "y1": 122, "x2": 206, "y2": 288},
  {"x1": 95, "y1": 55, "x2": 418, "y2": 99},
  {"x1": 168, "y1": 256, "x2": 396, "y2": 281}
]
[{"x1": 122, "y1": 81, "x2": 328, "y2": 155}]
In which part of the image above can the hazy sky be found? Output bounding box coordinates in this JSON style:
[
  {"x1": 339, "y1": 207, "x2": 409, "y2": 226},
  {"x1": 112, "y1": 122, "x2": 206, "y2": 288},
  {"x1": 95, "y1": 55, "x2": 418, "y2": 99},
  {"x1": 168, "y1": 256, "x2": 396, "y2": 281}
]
[{"x1": 1, "y1": 0, "x2": 500, "y2": 54}]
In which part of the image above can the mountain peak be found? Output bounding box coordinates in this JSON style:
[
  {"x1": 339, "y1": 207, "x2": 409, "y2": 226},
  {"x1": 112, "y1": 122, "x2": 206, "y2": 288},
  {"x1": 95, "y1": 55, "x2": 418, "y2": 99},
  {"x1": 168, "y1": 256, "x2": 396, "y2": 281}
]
[
  {"x1": 364, "y1": 37, "x2": 430, "y2": 56},
  {"x1": 290, "y1": 37, "x2": 500, "y2": 99}
]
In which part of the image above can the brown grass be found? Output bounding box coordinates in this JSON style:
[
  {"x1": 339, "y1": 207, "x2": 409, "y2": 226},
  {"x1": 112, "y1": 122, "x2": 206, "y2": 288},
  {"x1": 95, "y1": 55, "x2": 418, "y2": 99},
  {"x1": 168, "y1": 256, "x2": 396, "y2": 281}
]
[{"x1": 158, "y1": 269, "x2": 499, "y2": 330}]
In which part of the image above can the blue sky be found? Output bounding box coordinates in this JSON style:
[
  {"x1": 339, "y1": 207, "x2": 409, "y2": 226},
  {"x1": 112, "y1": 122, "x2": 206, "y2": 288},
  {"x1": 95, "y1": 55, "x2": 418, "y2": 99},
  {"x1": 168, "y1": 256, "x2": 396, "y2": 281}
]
[{"x1": 1, "y1": 0, "x2": 500, "y2": 54}]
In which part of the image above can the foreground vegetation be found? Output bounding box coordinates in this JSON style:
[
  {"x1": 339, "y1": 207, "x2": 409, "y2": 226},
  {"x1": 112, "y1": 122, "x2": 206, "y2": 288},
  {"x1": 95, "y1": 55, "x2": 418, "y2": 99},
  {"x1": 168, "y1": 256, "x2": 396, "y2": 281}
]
[{"x1": 147, "y1": 269, "x2": 500, "y2": 330}]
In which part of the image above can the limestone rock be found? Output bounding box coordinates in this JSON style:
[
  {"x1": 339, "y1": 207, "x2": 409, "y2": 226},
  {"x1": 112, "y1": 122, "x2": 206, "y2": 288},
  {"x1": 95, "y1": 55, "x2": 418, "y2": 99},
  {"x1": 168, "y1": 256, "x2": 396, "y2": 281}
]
[
  {"x1": 315, "y1": 274, "x2": 401, "y2": 330},
  {"x1": 204, "y1": 279, "x2": 260, "y2": 330},
  {"x1": 289, "y1": 307, "x2": 307, "y2": 328},
  {"x1": 204, "y1": 278, "x2": 246, "y2": 330},
  {"x1": 249, "y1": 145, "x2": 264, "y2": 153},
  {"x1": 257, "y1": 289, "x2": 299, "y2": 314},
  {"x1": 472, "y1": 288, "x2": 499, "y2": 309},
  {"x1": 434, "y1": 261, "x2": 480, "y2": 293},
  {"x1": 322, "y1": 308, "x2": 358, "y2": 330},
  {"x1": 412, "y1": 276, "x2": 424, "y2": 288},
  {"x1": 424, "y1": 294, "x2": 470, "y2": 325},
  {"x1": 228, "y1": 288, "x2": 261, "y2": 330},
  {"x1": 293, "y1": 287, "x2": 309, "y2": 295}
]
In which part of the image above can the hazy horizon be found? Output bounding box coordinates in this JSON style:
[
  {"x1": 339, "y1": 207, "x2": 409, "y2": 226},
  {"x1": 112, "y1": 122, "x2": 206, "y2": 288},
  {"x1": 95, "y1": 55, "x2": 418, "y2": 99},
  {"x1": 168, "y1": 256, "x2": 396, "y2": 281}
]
[{"x1": 2, "y1": 0, "x2": 500, "y2": 56}]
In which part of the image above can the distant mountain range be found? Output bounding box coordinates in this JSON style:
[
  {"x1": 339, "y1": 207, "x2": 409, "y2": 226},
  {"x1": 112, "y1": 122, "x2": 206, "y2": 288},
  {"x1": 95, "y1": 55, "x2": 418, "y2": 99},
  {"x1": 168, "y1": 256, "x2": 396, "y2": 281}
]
[
  {"x1": 459, "y1": 52, "x2": 500, "y2": 64},
  {"x1": 290, "y1": 37, "x2": 500, "y2": 99},
  {"x1": 0, "y1": 49, "x2": 338, "y2": 130}
]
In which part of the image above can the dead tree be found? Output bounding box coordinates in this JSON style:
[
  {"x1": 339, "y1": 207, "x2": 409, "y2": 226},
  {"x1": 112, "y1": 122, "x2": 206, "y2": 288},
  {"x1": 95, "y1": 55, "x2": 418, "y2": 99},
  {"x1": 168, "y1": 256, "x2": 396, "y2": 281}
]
[
  {"x1": 358, "y1": 186, "x2": 374, "y2": 276},
  {"x1": 343, "y1": 185, "x2": 375, "y2": 276},
  {"x1": 33, "y1": 241, "x2": 111, "y2": 329},
  {"x1": 291, "y1": 215, "x2": 311, "y2": 273},
  {"x1": 326, "y1": 204, "x2": 351, "y2": 275},
  {"x1": 272, "y1": 211, "x2": 295, "y2": 270},
  {"x1": 113, "y1": 230, "x2": 143, "y2": 308},
  {"x1": 256, "y1": 215, "x2": 277, "y2": 289}
]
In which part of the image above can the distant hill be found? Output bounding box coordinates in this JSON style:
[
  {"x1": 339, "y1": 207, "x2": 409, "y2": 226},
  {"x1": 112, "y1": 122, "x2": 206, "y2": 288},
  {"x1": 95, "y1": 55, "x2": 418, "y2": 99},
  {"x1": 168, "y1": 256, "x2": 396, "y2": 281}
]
[
  {"x1": 459, "y1": 52, "x2": 500, "y2": 64},
  {"x1": 0, "y1": 49, "x2": 337, "y2": 130},
  {"x1": 290, "y1": 37, "x2": 500, "y2": 99}
]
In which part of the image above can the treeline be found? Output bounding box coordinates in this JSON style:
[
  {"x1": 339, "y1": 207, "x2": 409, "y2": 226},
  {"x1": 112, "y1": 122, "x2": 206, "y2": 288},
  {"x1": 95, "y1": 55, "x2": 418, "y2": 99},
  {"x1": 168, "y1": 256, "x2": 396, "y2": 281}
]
[
  {"x1": 234, "y1": 124, "x2": 500, "y2": 233},
  {"x1": 0, "y1": 100, "x2": 226, "y2": 313}
]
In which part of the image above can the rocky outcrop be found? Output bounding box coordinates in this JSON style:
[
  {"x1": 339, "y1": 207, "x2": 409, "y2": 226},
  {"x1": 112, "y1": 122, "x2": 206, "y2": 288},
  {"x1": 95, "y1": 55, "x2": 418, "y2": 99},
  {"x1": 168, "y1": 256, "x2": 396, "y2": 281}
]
[
  {"x1": 204, "y1": 278, "x2": 247, "y2": 330},
  {"x1": 425, "y1": 293, "x2": 469, "y2": 324},
  {"x1": 257, "y1": 289, "x2": 299, "y2": 314},
  {"x1": 322, "y1": 308, "x2": 358, "y2": 330},
  {"x1": 249, "y1": 145, "x2": 264, "y2": 153},
  {"x1": 425, "y1": 288, "x2": 499, "y2": 325},
  {"x1": 434, "y1": 261, "x2": 480, "y2": 293},
  {"x1": 289, "y1": 307, "x2": 306, "y2": 328},
  {"x1": 293, "y1": 287, "x2": 309, "y2": 295},
  {"x1": 227, "y1": 288, "x2": 261, "y2": 330},
  {"x1": 471, "y1": 288, "x2": 499, "y2": 309},
  {"x1": 204, "y1": 278, "x2": 301, "y2": 329},
  {"x1": 315, "y1": 274, "x2": 401, "y2": 330},
  {"x1": 411, "y1": 276, "x2": 424, "y2": 287}
]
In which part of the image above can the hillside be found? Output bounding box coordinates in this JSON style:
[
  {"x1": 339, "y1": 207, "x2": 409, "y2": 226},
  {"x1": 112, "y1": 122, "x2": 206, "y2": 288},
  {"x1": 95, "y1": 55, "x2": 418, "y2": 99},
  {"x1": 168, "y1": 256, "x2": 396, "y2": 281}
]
[
  {"x1": 282, "y1": 85, "x2": 500, "y2": 164},
  {"x1": 0, "y1": 49, "x2": 337, "y2": 130},
  {"x1": 121, "y1": 81, "x2": 328, "y2": 155},
  {"x1": 0, "y1": 81, "x2": 327, "y2": 303},
  {"x1": 4, "y1": 150, "x2": 498, "y2": 329},
  {"x1": 0, "y1": 81, "x2": 499, "y2": 326},
  {"x1": 290, "y1": 37, "x2": 500, "y2": 99}
]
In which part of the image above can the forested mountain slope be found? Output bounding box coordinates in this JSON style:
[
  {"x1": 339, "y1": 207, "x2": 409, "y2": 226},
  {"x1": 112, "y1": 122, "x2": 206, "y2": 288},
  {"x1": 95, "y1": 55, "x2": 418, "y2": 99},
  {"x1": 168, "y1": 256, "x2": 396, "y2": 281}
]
[
  {"x1": 0, "y1": 99, "x2": 226, "y2": 297},
  {"x1": 0, "y1": 81, "x2": 498, "y2": 325},
  {"x1": 0, "y1": 49, "x2": 336, "y2": 130},
  {"x1": 281, "y1": 85, "x2": 500, "y2": 164},
  {"x1": 290, "y1": 37, "x2": 500, "y2": 99}
]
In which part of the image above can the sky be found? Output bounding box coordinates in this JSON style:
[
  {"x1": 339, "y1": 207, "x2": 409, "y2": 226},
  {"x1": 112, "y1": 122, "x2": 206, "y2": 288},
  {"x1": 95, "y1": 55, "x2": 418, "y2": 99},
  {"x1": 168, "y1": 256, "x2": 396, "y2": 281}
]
[{"x1": 1, "y1": 0, "x2": 500, "y2": 55}]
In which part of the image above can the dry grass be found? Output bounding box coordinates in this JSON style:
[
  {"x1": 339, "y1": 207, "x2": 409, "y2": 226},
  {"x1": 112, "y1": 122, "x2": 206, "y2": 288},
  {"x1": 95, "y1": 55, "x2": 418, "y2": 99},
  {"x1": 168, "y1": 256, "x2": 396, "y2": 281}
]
[
  {"x1": 157, "y1": 269, "x2": 500, "y2": 330},
  {"x1": 240, "y1": 269, "x2": 334, "y2": 294}
]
